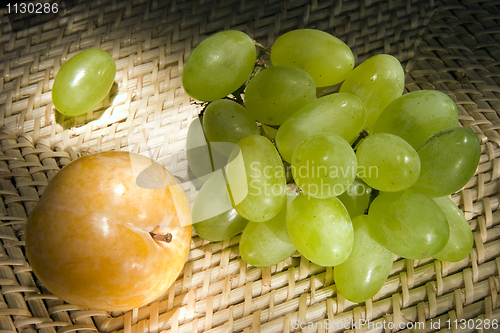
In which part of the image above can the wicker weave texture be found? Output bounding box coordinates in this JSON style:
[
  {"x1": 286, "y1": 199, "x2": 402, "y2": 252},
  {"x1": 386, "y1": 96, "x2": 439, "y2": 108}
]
[{"x1": 0, "y1": 0, "x2": 499, "y2": 332}]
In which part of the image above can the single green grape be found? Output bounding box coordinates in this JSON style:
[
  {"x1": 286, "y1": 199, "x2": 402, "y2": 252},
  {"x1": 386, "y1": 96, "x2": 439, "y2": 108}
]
[
  {"x1": 192, "y1": 171, "x2": 248, "y2": 241},
  {"x1": 244, "y1": 66, "x2": 316, "y2": 125},
  {"x1": 368, "y1": 190, "x2": 449, "y2": 259},
  {"x1": 412, "y1": 127, "x2": 481, "y2": 197},
  {"x1": 202, "y1": 99, "x2": 259, "y2": 150},
  {"x1": 239, "y1": 191, "x2": 298, "y2": 267},
  {"x1": 292, "y1": 134, "x2": 357, "y2": 198},
  {"x1": 334, "y1": 215, "x2": 394, "y2": 303},
  {"x1": 373, "y1": 90, "x2": 459, "y2": 149},
  {"x1": 356, "y1": 133, "x2": 420, "y2": 192},
  {"x1": 338, "y1": 178, "x2": 372, "y2": 218},
  {"x1": 52, "y1": 49, "x2": 116, "y2": 117},
  {"x1": 182, "y1": 30, "x2": 257, "y2": 101},
  {"x1": 271, "y1": 29, "x2": 354, "y2": 87},
  {"x1": 225, "y1": 135, "x2": 286, "y2": 222},
  {"x1": 432, "y1": 196, "x2": 473, "y2": 262},
  {"x1": 339, "y1": 54, "x2": 405, "y2": 133},
  {"x1": 276, "y1": 93, "x2": 366, "y2": 163},
  {"x1": 286, "y1": 193, "x2": 354, "y2": 267}
]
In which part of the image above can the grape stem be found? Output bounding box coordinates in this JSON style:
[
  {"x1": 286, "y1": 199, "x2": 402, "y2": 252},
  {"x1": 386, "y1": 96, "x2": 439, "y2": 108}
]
[
  {"x1": 254, "y1": 40, "x2": 271, "y2": 55},
  {"x1": 351, "y1": 130, "x2": 369, "y2": 150},
  {"x1": 365, "y1": 189, "x2": 379, "y2": 214}
]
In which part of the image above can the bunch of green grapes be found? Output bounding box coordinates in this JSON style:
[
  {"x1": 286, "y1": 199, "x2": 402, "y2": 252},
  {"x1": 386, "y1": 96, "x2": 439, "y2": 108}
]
[{"x1": 184, "y1": 29, "x2": 481, "y2": 305}]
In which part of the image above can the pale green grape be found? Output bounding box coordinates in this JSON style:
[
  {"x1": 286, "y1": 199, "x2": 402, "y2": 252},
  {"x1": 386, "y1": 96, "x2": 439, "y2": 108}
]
[
  {"x1": 356, "y1": 133, "x2": 420, "y2": 192},
  {"x1": 202, "y1": 99, "x2": 259, "y2": 149},
  {"x1": 239, "y1": 191, "x2": 298, "y2": 267},
  {"x1": 225, "y1": 135, "x2": 286, "y2": 222},
  {"x1": 271, "y1": 29, "x2": 354, "y2": 87},
  {"x1": 244, "y1": 66, "x2": 316, "y2": 125},
  {"x1": 276, "y1": 93, "x2": 366, "y2": 163},
  {"x1": 334, "y1": 215, "x2": 394, "y2": 303},
  {"x1": 287, "y1": 194, "x2": 354, "y2": 266},
  {"x1": 52, "y1": 49, "x2": 116, "y2": 117},
  {"x1": 339, "y1": 54, "x2": 404, "y2": 133},
  {"x1": 292, "y1": 134, "x2": 357, "y2": 198},
  {"x1": 338, "y1": 178, "x2": 372, "y2": 218},
  {"x1": 412, "y1": 127, "x2": 481, "y2": 197},
  {"x1": 368, "y1": 190, "x2": 449, "y2": 259},
  {"x1": 433, "y1": 196, "x2": 473, "y2": 262},
  {"x1": 186, "y1": 117, "x2": 230, "y2": 186},
  {"x1": 182, "y1": 30, "x2": 256, "y2": 101},
  {"x1": 373, "y1": 90, "x2": 459, "y2": 149},
  {"x1": 192, "y1": 171, "x2": 248, "y2": 241}
]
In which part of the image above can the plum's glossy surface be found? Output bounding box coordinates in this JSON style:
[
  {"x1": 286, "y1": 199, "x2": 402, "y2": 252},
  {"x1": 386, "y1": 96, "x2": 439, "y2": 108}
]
[
  {"x1": 52, "y1": 49, "x2": 116, "y2": 117},
  {"x1": 25, "y1": 151, "x2": 192, "y2": 311}
]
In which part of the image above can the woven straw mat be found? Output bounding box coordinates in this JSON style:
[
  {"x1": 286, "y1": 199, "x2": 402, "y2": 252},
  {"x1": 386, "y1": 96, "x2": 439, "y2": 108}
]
[{"x1": 1, "y1": 0, "x2": 500, "y2": 332}]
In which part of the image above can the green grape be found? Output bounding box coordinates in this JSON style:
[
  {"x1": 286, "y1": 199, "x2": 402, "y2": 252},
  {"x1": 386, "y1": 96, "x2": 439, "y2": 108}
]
[
  {"x1": 276, "y1": 93, "x2": 366, "y2": 163},
  {"x1": 368, "y1": 190, "x2": 449, "y2": 259},
  {"x1": 239, "y1": 191, "x2": 298, "y2": 267},
  {"x1": 186, "y1": 117, "x2": 231, "y2": 186},
  {"x1": 182, "y1": 30, "x2": 257, "y2": 101},
  {"x1": 52, "y1": 49, "x2": 116, "y2": 117},
  {"x1": 412, "y1": 127, "x2": 481, "y2": 197},
  {"x1": 202, "y1": 99, "x2": 259, "y2": 150},
  {"x1": 192, "y1": 171, "x2": 248, "y2": 241},
  {"x1": 244, "y1": 66, "x2": 316, "y2": 125},
  {"x1": 292, "y1": 134, "x2": 357, "y2": 198},
  {"x1": 356, "y1": 133, "x2": 420, "y2": 192},
  {"x1": 225, "y1": 135, "x2": 286, "y2": 222},
  {"x1": 339, "y1": 54, "x2": 404, "y2": 133},
  {"x1": 373, "y1": 90, "x2": 459, "y2": 149},
  {"x1": 338, "y1": 178, "x2": 372, "y2": 218},
  {"x1": 334, "y1": 215, "x2": 394, "y2": 303},
  {"x1": 432, "y1": 196, "x2": 473, "y2": 262},
  {"x1": 271, "y1": 29, "x2": 354, "y2": 87},
  {"x1": 287, "y1": 194, "x2": 354, "y2": 266}
]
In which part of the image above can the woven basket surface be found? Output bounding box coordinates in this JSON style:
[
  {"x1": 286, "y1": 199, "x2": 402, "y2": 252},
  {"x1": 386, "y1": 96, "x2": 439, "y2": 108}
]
[{"x1": 1, "y1": 0, "x2": 500, "y2": 332}]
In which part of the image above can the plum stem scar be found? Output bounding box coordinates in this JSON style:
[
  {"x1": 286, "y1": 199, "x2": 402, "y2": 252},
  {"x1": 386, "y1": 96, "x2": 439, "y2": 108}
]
[{"x1": 150, "y1": 232, "x2": 173, "y2": 243}]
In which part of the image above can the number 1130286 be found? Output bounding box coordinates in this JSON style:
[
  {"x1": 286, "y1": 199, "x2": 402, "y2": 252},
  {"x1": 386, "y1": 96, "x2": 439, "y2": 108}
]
[{"x1": 6, "y1": 2, "x2": 59, "y2": 14}]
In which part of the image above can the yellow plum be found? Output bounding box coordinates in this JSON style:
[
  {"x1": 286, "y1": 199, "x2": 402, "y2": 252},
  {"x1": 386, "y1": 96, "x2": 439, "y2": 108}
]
[{"x1": 25, "y1": 151, "x2": 192, "y2": 311}]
